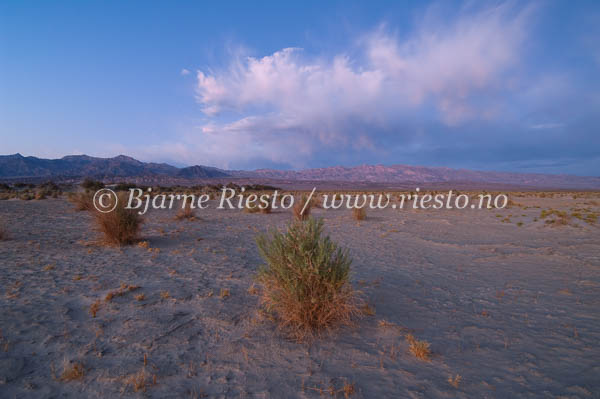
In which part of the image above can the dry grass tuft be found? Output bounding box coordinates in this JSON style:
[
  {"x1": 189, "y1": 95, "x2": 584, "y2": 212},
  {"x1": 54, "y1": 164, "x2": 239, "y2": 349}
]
[
  {"x1": 247, "y1": 284, "x2": 259, "y2": 295},
  {"x1": 70, "y1": 192, "x2": 94, "y2": 211},
  {"x1": 93, "y1": 193, "x2": 143, "y2": 246},
  {"x1": 292, "y1": 194, "x2": 312, "y2": 221},
  {"x1": 259, "y1": 201, "x2": 273, "y2": 214},
  {"x1": 59, "y1": 361, "x2": 85, "y2": 382},
  {"x1": 89, "y1": 300, "x2": 101, "y2": 318},
  {"x1": 105, "y1": 284, "x2": 141, "y2": 302},
  {"x1": 124, "y1": 369, "x2": 148, "y2": 393},
  {"x1": 160, "y1": 291, "x2": 170, "y2": 299},
  {"x1": 352, "y1": 207, "x2": 366, "y2": 221},
  {"x1": 175, "y1": 202, "x2": 196, "y2": 221},
  {"x1": 244, "y1": 198, "x2": 272, "y2": 214},
  {"x1": 219, "y1": 288, "x2": 230, "y2": 299},
  {"x1": 256, "y1": 218, "x2": 361, "y2": 341},
  {"x1": 35, "y1": 190, "x2": 48, "y2": 200},
  {"x1": 362, "y1": 303, "x2": 376, "y2": 316},
  {"x1": 0, "y1": 221, "x2": 7, "y2": 241},
  {"x1": 448, "y1": 374, "x2": 462, "y2": 388},
  {"x1": 243, "y1": 203, "x2": 261, "y2": 213},
  {"x1": 406, "y1": 334, "x2": 431, "y2": 361},
  {"x1": 377, "y1": 319, "x2": 396, "y2": 329},
  {"x1": 540, "y1": 209, "x2": 570, "y2": 226},
  {"x1": 311, "y1": 195, "x2": 323, "y2": 209},
  {"x1": 304, "y1": 379, "x2": 356, "y2": 397},
  {"x1": 342, "y1": 381, "x2": 356, "y2": 397}
]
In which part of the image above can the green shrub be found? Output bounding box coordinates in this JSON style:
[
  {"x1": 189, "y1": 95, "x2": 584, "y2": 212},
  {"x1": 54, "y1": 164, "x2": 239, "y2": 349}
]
[{"x1": 256, "y1": 218, "x2": 360, "y2": 340}]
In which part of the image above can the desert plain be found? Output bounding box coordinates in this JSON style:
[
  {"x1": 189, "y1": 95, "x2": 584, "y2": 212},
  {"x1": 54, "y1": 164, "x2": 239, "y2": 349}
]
[{"x1": 0, "y1": 192, "x2": 599, "y2": 398}]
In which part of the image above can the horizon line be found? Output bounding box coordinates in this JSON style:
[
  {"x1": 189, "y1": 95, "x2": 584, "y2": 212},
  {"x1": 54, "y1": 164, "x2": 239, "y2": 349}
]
[{"x1": 2, "y1": 152, "x2": 599, "y2": 179}]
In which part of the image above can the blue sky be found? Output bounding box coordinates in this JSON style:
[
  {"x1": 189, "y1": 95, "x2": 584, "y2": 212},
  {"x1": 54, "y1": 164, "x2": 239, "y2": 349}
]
[{"x1": 1, "y1": 1, "x2": 599, "y2": 175}]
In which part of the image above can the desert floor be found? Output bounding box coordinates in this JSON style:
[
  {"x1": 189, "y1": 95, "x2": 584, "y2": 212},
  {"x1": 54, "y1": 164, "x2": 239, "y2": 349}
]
[{"x1": 0, "y1": 194, "x2": 599, "y2": 398}]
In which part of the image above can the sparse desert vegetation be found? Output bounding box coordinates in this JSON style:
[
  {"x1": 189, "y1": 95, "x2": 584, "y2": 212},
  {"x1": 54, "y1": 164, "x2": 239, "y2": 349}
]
[
  {"x1": 258, "y1": 199, "x2": 273, "y2": 214},
  {"x1": 0, "y1": 191, "x2": 598, "y2": 397},
  {"x1": 93, "y1": 193, "x2": 143, "y2": 245},
  {"x1": 448, "y1": 374, "x2": 462, "y2": 388},
  {"x1": 352, "y1": 207, "x2": 366, "y2": 221},
  {"x1": 4, "y1": 0, "x2": 600, "y2": 395},
  {"x1": 69, "y1": 191, "x2": 94, "y2": 211},
  {"x1": 174, "y1": 201, "x2": 196, "y2": 221},
  {"x1": 80, "y1": 178, "x2": 104, "y2": 191},
  {"x1": 256, "y1": 218, "x2": 361, "y2": 340},
  {"x1": 242, "y1": 203, "x2": 261, "y2": 213},
  {"x1": 123, "y1": 368, "x2": 150, "y2": 393},
  {"x1": 406, "y1": 333, "x2": 431, "y2": 361},
  {"x1": 89, "y1": 300, "x2": 101, "y2": 318},
  {"x1": 292, "y1": 194, "x2": 312, "y2": 221},
  {"x1": 58, "y1": 361, "x2": 85, "y2": 382},
  {"x1": 0, "y1": 223, "x2": 6, "y2": 241}
]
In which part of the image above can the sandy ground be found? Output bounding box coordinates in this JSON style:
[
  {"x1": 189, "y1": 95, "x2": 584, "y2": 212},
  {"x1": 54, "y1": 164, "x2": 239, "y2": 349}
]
[{"x1": 0, "y1": 194, "x2": 599, "y2": 398}]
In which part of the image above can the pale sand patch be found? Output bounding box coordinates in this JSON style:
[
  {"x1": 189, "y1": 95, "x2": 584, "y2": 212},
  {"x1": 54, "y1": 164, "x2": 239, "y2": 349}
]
[{"x1": 0, "y1": 194, "x2": 599, "y2": 397}]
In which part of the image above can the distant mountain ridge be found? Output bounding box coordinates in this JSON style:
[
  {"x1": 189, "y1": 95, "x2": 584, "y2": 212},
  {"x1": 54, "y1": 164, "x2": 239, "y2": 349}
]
[
  {"x1": 1, "y1": 153, "x2": 599, "y2": 189},
  {"x1": 232, "y1": 164, "x2": 600, "y2": 189},
  {"x1": 0, "y1": 153, "x2": 227, "y2": 179}
]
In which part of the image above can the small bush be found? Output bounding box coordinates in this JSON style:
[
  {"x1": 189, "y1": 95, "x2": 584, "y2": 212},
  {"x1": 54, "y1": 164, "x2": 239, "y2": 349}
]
[
  {"x1": 292, "y1": 194, "x2": 312, "y2": 221},
  {"x1": 256, "y1": 218, "x2": 360, "y2": 341},
  {"x1": 89, "y1": 300, "x2": 101, "y2": 318},
  {"x1": 70, "y1": 192, "x2": 94, "y2": 211},
  {"x1": 540, "y1": 209, "x2": 570, "y2": 226},
  {"x1": 93, "y1": 193, "x2": 142, "y2": 246},
  {"x1": 448, "y1": 374, "x2": 462, "y2": 388},
  {"x1": 243, "y1": 203, "x2": 261, "y2": 214},
  {"x1": 40, "y1": 181, "x2": 60, "y2": 191},
  {"x1": 35, "y1": 190, "x2": 48, "y2": 200},
  {"x1": 20, "y1": 193, "x2": 34, "y2": 200},
  {"x1": 311, "y1": 194, "x2": 323, "y2": 209},
  {"x1": 406, "y1": 334, "x2": 431, "y2": 361},
  {"x1": 124, "y1": 369, "x2": 148, "y2": 393},
  {"x1": 114, "y1": 182, "x2": 136, "y2": 192},
  {"x1": 243, "y1": 199, "x2": 272, "y2": 214},
  {"x1": 81, "y1": 178, "x2": 104, "y2": 191},
  {"x1": 175, "y1": 202, "x2": 196, "y2": 220},
  {"x1": 59, "y1": 361, "x2": 85, "y2": 382},
  {"x1": 259, "y1": 200, "x2": 272, "y2": 214},
  {"x1": 352, "y1": 207, "x2": 366, "y2": 221}
]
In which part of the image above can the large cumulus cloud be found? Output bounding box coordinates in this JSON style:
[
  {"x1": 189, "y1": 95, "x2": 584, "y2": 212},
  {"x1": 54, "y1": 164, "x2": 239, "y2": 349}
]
[{"x1": 137, "y1": 1, "x2": 599, "y2": 174}]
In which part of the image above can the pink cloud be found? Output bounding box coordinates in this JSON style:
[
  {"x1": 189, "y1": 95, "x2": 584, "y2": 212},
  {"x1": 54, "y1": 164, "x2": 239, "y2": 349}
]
[{"x1": 160, "y1": 2, "x2": 537, "y2": 168}]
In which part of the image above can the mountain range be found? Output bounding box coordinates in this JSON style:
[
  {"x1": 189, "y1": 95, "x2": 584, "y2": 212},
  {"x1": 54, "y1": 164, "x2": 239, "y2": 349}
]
[
  {"x1": 0, "y1": 153, "x2": 228, "y2": 180},
  {"x1": 1, "y1": 153, "x2": 599, "y2": 189}
]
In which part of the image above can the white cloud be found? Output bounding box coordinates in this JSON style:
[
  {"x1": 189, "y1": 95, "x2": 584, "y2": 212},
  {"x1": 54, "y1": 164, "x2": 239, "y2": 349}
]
[
  {"x1": 178, "y1": 2, "x2": 536, "y2": 168},
  {"x1": 180, "y1": 68, "x2": 191, "y2": 76},
  {"x1": 529, "y1": 123, "x2": 564, "y2": 130}
]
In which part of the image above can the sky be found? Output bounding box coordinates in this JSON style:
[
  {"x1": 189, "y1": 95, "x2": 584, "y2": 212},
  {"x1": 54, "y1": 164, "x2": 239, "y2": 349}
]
[{"x1": 1, "y1": 0, "x2": 599, "y2": 175}]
